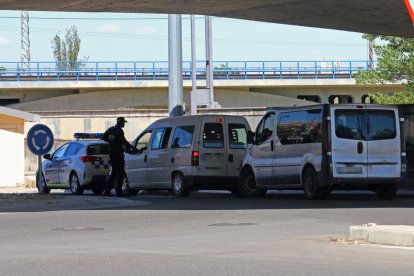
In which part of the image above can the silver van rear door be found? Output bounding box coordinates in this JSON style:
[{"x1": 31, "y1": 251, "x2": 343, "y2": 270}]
[
  {"x1": 331, "y1": 105, "x2": 368, "y2": 179},
  {"x1": 366, "y1": 107, "x2": 400, "y2": 178},
  {"x1": 226, "y1": 118, "x2": 249, "y2": 177},
  {"x1": 199, "y1": 116, "x2": 227, "y2": 177}
]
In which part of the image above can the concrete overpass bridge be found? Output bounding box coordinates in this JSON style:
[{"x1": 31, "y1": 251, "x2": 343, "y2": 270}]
[{"x1": 0, "y1": 59, "x2": 405, "y2": 112}]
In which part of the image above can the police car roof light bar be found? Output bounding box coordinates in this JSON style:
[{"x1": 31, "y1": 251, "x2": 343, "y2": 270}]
[{"x1": 74, "y1": 133, "x2": 104, "y2": 140}]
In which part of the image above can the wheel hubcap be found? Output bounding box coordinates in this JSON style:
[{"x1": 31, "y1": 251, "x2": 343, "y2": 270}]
[
  {"x1": 174, "y1": 175, "x2": 182, "y2": 192},
  {"x1": 71, "y1": 175, "x2": 78, "y2": 191},
  {"x1": 122, "y1": 178, "x2": 128, "y2": 193},
  {"x1": 245, "y1": 176, "x2": 256, "y2": 192}
]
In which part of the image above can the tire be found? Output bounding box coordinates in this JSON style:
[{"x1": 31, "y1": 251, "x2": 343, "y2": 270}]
[
  {"x1": 36, "y1": 171, "x2": 51, "y2": 194},
  {"x1": 69, "y1": 172, "x2": 84, "y2": 195},
  {"x1": 302, "y1": 167, "x2": 324, "y2": 199},
  {"x1": 91, "y1": 185, "x2": 105, "y2": 196},
  {"x1": 171, "y1": 172, "x2": 190, "y2": 197},
  {"x1": 377, "y1": 184, "x2": 397, "y2": 200},
  {"x1": 239, "y1": 168, "x2": 267, "y2": 197},
  {"x1": 119, "y1": 176, "x2": 136, "y2": 197}
]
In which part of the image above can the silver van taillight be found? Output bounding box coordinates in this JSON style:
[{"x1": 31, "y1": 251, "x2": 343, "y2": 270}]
[{"x1": 191, "y1": 151, "x2": 199, "y2": 166}]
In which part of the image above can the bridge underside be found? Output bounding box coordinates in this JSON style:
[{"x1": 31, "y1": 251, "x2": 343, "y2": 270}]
[{"x1": 0, "y1": 0, "x2": 412, "y2": 37}]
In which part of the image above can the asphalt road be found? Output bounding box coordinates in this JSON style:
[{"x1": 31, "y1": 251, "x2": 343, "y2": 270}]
[{"x1": 1, "y1": 189, "x2": 414, "y2": 275}]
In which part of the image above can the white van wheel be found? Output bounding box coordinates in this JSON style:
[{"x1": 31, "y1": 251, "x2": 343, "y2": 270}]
[
  {"x1": 240, "y1": 169, "x2": 266, "y2": 197},
  {"x1": 377, "y1": 184, "x2": 397, "y2": 199},
  {"x1": 120, "y1": 176, "x2": 138, "y2": 197},
  {"x1": 172, "y1": 172, "x2": 190, "y2": 197},
  {"x1": 303, "y1": 168, "x2": 324, "y2": 199}
]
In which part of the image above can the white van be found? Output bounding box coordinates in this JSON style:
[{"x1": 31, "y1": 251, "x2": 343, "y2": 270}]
[
  {"x1": 240, "y1": 104, "x2": 406, "y2": 199},
  {"x1": 123, "y1": 115, "x2": 251, "y2": 196}
]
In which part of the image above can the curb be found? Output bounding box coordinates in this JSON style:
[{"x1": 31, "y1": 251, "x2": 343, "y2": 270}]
[{"x1": 349, "y1": 224, "x2": 414, "y2": 247}]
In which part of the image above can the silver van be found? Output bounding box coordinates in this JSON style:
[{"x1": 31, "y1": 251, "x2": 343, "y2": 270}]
[
  {"x1": 123, "y1": 115, "x2": 251, "y2": 196},
  {"x1": 240, "y1": 104, "x2": 406, "y2": 199}
]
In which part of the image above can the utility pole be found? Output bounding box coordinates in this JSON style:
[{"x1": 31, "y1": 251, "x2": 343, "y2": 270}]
[
  {"x1": 20, "y1": 11, "x2": 31, "y2": 72},
  {"x1": 168, "y1": 14, "x2": 184, "y2": 117}
]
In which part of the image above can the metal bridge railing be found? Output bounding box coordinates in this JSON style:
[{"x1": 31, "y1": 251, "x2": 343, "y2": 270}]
[{"x1": 0, "y1": 60, "x2": 370, "y2": 82}]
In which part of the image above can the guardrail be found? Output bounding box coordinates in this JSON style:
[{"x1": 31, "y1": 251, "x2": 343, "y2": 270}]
[{"x1": 0, "y1": 60, "x2": 371, "y2": 82}]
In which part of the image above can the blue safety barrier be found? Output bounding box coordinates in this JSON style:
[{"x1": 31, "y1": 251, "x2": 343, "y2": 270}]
[{"x1": 0, "y1": 60, "x2": 371, "y2": 82}]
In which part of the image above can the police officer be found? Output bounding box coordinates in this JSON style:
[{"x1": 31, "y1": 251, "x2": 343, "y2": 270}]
[{"x1": 101, "y1": 117, "x2": 134, "y2": 196}]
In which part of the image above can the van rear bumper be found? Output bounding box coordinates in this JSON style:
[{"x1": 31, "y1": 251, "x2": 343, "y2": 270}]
[
  {"x1": 331, "y1": 177, "x2": 403, "y2": 186},
  {"x1": 184, "y1": 175, "x2": 238, "y2": 190}
]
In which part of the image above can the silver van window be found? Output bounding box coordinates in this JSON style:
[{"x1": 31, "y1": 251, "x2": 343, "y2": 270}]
[
  {"x1": 203, "y1": 123, "x2": 224, "y2": 148},
  {"x1": 151, "y1": 128, "x2": 172, "y2": 150},
  {"x1": 171, "y1": 126, "x2": 195, "y2": 148},
  {"x1": 228, "y1": 124, "x2": 247, "y2": 149},
  {"x1": 135, "y1": 131, "x2": 152, "y2": 153}
]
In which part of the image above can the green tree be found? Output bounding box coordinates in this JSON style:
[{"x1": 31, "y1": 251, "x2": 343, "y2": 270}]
[
  {"x1": 355, "y1": 34, "x2": 414, "y2": 104},
  {"x1": 51, "y1": 25, "x2": 88, "y2": 71}
]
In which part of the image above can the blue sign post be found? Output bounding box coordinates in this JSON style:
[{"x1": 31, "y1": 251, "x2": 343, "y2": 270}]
[
  {"x1": 27, "y1": 124, "x2": 54, "y2": 156},
  {"x1": 27, "y1": 124, "x2": 54, "y2": 186}
]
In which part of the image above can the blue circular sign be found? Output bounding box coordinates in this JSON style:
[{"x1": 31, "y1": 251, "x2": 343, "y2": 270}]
[{"x1": 27, "y1": 124, "x2": 54, "y2": 156}]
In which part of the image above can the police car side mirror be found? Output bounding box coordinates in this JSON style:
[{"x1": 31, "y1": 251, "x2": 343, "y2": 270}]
[
  {"x1": 43, "y1": 154, "x2": 51, "y2": 160},
  {"x1": 247, "y1": 131, "x2": 255, "y2": 145}
]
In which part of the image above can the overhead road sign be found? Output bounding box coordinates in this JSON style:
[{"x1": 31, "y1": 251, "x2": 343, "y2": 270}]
[{"x1": 27, "y1": 124, "x2": 54, "y2": 156}]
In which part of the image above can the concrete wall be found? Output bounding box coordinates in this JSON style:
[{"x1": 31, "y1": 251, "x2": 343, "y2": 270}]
[{"x1": 0, "y1": 114, "x2": 24, "y2": 187}]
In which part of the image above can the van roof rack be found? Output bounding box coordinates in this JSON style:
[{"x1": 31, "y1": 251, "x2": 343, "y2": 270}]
[{"x1": 74, "y1": 133, "x2": 103, "y2": 140}]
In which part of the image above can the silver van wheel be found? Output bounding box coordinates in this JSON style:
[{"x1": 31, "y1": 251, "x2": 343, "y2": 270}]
[
  {"x1": 172, "y1": 172, "x2": 190, "y2": 197},
  {"x1": 70, "y1": 172, "x2": 84, "y2": 195}
]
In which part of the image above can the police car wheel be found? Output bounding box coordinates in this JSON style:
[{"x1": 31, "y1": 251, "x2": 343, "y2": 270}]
[
  {"x1": 239, "y1": 169, "x2": 266, "y2": 198},
  {"x1": 70, "y1": 172, "x2": 84, "y2": 195},
  {"x1": 37, "y1": 172, "x2": 50, "y2": 194},
  {"x1": 171, "y1": 172, "x2": 190, "y2": 197},
  {"x1": 303, "y1": 167, "x2": 324, "y2": 199}
]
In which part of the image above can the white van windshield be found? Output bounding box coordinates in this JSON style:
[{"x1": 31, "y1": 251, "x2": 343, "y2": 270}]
[{"x1": 335, "y1": 109, "x2": 396, "y2": 141}]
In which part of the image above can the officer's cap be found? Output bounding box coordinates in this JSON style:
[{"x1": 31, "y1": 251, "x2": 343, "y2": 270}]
[{"x1": 117, "y1": 117, "x2": 128, "y2": 123}]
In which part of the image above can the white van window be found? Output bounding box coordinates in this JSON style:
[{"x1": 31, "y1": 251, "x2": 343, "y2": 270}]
[
  {"x1": 367, "y1": 110, "x2": 396, "y2": 140},
  {"x1": 171, "y1": 126, "x2": 194, "y2": 148},
  {"x1": 277, "y1": 109, "x2": 322, "y2": 145},
  {"x1": 151, "y1": 128, "x2": 172, "y2": 150},
  {"x1": 335, "y1": 110, "x2": 366, "y2": 140},
  {"x1": 203, "y1": 123, "x2": 224, "y2": 148},
  {"x1": 228, "y1": 124, "x2": 247, "y2": 149},
  {"x1": 277, "y1": 111, "x2": 303, "y2": 145},
  {"x1": 256, "y1": 113, "x2": 275, "y2": 144},
  {"x1": 135, "y1": 131, "x2": 152, "y2": 153}
]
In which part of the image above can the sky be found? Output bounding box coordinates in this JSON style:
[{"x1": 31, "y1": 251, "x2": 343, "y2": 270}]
[{"x1": 0, "y1": 10, "x2": 369, "y2": 63}]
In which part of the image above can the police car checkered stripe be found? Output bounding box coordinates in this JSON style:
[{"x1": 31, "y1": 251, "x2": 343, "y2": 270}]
[{"x1": 91, "y1": 160, "x2": 111, "y2": 169}]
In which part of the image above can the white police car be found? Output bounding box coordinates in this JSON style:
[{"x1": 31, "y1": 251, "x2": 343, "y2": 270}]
[{"x1": 36, "y1": 133, "x2": 111, "y2": 195}]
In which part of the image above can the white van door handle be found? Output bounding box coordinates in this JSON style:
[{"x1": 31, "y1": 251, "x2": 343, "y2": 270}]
[
  {"x1": 357, "y1": 142, "x2": 363, "y2": 154},
  {"x1": 171, "y1": 157, "x2": 175, "y2": 164}
]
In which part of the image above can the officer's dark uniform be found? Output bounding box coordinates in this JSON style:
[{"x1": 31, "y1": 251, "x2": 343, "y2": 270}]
[{"x1": 101, "y1": 117, "x2": 133, "y2": 196}]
